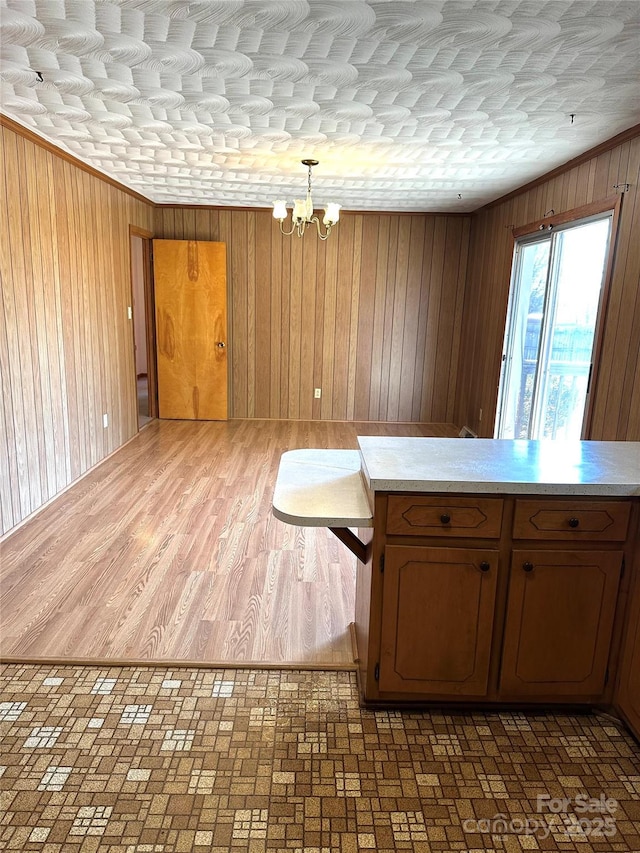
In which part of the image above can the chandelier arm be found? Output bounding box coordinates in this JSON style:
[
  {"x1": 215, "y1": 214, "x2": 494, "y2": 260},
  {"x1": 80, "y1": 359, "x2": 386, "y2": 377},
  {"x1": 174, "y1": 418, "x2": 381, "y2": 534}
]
[
  {"x1": 278, "y1": 219, "x2": 297, "y2": 237},
  {"x1": 311, "y1": 216, "x2": 331, "y2": 241}
]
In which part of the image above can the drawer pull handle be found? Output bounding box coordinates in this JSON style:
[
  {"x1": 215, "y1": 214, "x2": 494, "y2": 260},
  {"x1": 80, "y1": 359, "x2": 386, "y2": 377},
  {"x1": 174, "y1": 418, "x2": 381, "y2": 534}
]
[
  {"x1": 440, "y1": 513, "x2": 451, "y2": 524},
  {"x1": 568, "y1": 517, "x2": 580, "y2": 528},
  {"x1": 523, "y1": 561, "x2": 534, "y2": 572},
  {"x1": 479, "y1": 561, "x2": 490, "y2": 572}
]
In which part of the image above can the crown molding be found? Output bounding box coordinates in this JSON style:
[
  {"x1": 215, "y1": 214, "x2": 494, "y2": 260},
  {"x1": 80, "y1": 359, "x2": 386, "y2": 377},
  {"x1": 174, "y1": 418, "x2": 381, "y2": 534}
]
[
  {"x1": 475, "y1": 123, "x2": 640, "y2": 213},
  {"x1": 3, "y1": 111, "x2": 638, "y2": 217},
  {"x1": 0, "y1": 113, "x2": 152, "y2": 206},
  {"x1": 155, "y1": 203, "x2": 471, "y2": 217}
]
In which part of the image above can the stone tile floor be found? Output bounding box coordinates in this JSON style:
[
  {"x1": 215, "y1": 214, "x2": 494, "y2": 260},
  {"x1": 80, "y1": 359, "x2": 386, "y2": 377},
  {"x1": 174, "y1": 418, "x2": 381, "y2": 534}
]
[{"x1": 1, "y1": 664, "x2": 639, "y2": 851}]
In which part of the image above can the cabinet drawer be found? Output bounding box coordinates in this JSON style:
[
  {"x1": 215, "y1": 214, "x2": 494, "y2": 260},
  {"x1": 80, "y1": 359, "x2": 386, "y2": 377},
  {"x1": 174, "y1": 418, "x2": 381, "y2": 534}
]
[
  {"x1": 513, "y1": 499, "x2": 630, "y2": 541},
  {"x1": 387, "y1": 496, "x2": 503, "y2": 538}
]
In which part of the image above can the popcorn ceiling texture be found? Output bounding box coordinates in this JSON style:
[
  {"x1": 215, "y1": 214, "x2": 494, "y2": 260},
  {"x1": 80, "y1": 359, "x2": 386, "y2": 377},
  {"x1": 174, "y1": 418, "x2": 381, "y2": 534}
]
[
  {"x1": 1, "y1": 1, "x2": 639, "y2": 211},
  {"x1": 1, "y1": 665, "x2": 640, "y2": 851}
]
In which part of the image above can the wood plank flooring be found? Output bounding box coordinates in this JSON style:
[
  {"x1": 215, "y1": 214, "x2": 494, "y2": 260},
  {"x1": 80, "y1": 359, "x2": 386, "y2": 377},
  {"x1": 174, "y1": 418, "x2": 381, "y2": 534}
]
[{"x1": 0, "y1": 419, "x2": 458, "y2": 666}]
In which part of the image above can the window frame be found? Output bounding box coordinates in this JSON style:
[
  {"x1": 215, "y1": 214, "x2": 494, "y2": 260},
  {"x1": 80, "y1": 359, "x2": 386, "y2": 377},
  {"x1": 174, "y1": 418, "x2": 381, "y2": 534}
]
[{"x1": 496, "y1": 194, "x2": 622, "y2": 440}]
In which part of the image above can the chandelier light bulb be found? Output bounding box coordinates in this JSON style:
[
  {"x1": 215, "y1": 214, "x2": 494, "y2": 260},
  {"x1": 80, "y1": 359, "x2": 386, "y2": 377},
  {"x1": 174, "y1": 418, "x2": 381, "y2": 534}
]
[
  {"x1": 323, "y1": 203, "x2": 341, "y2": 226},
  {"x1": 272, "y1": 200, "x2": 287, "y2": 220}
]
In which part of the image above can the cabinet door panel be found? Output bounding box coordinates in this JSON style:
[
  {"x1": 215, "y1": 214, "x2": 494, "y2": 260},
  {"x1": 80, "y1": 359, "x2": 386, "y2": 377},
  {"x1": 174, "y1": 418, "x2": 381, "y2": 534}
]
[
  {"x1": 615, "y1": 568, "x2": 640, "y2": 740},
  {"x1": 380, "y1": 546, "x2": 498, "y2": 696},
  {"x1": 500, "y1": 550, "x2": 622, "y2": 698}
]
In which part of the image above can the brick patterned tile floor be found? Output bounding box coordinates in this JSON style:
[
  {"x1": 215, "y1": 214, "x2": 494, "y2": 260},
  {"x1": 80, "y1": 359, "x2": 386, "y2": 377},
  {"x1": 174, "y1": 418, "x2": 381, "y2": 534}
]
[{"x1": 1, "y1": 664, "x2": 639, "y2": 851}]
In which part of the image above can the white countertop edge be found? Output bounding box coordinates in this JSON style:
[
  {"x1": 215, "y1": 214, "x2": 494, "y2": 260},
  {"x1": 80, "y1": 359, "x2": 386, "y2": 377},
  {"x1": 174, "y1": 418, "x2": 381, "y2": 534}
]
[
  {"x1": 363, "y1": 477, "x2": 640, "y2": 496},
  {"x1": 272, "y1": 505, "x2": 373, "y2": 528}
]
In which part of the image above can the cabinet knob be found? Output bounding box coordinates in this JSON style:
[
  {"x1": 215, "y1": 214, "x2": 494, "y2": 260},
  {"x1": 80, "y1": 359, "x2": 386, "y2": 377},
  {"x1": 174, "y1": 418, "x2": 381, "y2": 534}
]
[
  {"x1": 440, "y1": 513, "x2": 451, "y2": 524},
  {"x1": 523, "y1": 561, "x2": 534, "y2": 572},
  {"x1": 479, "y1": 561, "x2": 490, "y2": 572},
  {"x1": 568, "y1": 517, "x2": 580, "y2": 528}
]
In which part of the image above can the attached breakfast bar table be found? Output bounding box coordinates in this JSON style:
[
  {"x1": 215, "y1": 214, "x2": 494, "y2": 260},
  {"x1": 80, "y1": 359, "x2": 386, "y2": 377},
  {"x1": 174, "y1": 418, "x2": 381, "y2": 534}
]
[{"x1": 273, "y1": 437, "x2": 640, "y2": 741}]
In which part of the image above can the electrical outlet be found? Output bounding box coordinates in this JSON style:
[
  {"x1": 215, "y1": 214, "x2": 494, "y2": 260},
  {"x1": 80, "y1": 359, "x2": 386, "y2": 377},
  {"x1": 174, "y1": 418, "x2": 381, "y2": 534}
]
[
  {"x1": 103, "y1": 413, "x2": 108, "y2": 428},
  {"x1": 314, "y1": 388, "x2": 321, "y2": 399}
]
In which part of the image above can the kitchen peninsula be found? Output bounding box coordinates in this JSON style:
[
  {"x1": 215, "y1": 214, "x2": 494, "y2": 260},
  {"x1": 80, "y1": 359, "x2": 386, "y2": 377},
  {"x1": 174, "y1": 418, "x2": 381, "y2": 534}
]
[{"x1": 273, "y1": 437, "x2": 640, "y2": 739}]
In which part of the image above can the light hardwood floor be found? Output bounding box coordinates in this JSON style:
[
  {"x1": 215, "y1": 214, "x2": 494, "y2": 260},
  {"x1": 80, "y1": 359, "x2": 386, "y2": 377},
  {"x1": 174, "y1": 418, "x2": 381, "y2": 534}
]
[{"x1": 0, "y1": 419, "x2": 457, "y2": 666}]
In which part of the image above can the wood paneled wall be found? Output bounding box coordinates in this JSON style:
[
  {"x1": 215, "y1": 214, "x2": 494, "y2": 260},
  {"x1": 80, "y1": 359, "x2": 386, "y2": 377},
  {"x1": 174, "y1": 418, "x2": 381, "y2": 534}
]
[
  {"x1": 455, "y1": 133, "x2": 640, "y2": 440},
  {"x1": 154, "y1": 208, "x2": 470, "y2": 423},
  {"x1": 0, "y1": 124, "x2": 154, "y2": 536}
]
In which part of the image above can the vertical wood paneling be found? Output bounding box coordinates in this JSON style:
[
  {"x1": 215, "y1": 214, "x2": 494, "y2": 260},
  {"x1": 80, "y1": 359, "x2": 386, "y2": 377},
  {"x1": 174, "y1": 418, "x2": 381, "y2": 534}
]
[
  {"x1": 279, "y1": 229, "x2": 291, "y2": 418},
  {"x1": 320, "y1": 226, "x2": 338, "y2": 420},
  {"x1": 354, "y1": 216, "x2": 379, "y2": 420},
  {"x1": 346, "y1": 215, "x2": 363, "y2": 422},
  {"x1": 312, "y1": 235, "x2": 325, "y2": 421},
  {"x1": 255, "y1": 212, "x2": 272, "y2": 419},
  {"x1": 599, "y1": 141, "x2": 640, "y2": 440},
  {"x1": 269, "y1": 225, "x2": 282, "y2": 418},
  {"x1": 288, "y1": 229, "x2": 303, "y2": 418},
  {"x1": 421, "y1": 217, "x2": 446, "y2": 421},
  {"x1": 369, "y1": 217, "x2": 390, "y2": 420},
  {"x1": 299, "y1": 228, "x2": 317, "y2": 420},
  {"x1": 387, "y1": 217, "x2": 410, "y2": 421},
  {"x1": 246, "y1": 211, "x2": 256, "y2": 417},
  {"x1": 432, "y1": 218, "x2": 464, "y2": 421},
  {"x1": 446, "y1": 216, "x2": 471, "y2": 422},
  {"x1": 455, "y1": 133, "x2": 640, "y2": 441},
  {"x1": 398, "y1": 216, "x2": 425, "y2": 421},
  {"x1": 154, "y1": 206, "x2": 471, "y2": 426},
  {"x1": 0, "y1": 125, "x2": 154, "y2": 536},
  {"x1": 333, "y1": 215, "x2": 355, "y2": 420},
  {"x1": 230, "y1": 211, "x2": 248, "y2": 418}
]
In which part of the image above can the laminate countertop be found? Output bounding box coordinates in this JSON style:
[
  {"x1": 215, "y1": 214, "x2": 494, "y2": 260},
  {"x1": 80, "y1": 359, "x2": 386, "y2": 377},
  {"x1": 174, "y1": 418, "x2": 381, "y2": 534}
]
[
  {"x1": 358, "y1": 437, "x2": 640, "y2": 496},
  {"x1": 273, "y1": 439, "x2": 640, "y2": 531}
]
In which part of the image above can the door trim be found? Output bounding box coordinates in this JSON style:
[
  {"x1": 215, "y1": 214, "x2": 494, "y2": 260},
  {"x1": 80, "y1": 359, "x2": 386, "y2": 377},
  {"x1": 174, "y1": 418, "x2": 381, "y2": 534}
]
[{"x1": 129, "y1": 226, "x2": 157, "y2": 421}]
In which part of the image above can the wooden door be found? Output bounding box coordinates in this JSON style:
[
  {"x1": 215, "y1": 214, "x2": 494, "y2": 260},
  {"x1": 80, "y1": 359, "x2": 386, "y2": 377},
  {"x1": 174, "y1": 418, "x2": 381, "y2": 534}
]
[
  {"x1": 614, "y1": 565, "x2": 640, "y2": 740},
  {"x1": 500, "y1": 550, "x2": 622, "y2": 698},
  {"x1": 379, "y1": 545, "x2": 499, "y2": 696},
  {"x1": 153, "y1": 240, "x2": 227, "y2": 420}
]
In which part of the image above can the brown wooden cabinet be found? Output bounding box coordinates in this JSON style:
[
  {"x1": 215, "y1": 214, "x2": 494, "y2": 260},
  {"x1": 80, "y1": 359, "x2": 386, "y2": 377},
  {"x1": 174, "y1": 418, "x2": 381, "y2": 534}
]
[
  {"x1": 499, "y1": 549, "x2": 623, "y2": 699},
  {"x1": 355, "y1": 493, "x2": 637, "y2": 718},
  {"x1": 614, "y1": 541, "x2": 640, "y2": 738},
  {"x1": 379, "y1": 545, "x2": 498, "y2": 696}
]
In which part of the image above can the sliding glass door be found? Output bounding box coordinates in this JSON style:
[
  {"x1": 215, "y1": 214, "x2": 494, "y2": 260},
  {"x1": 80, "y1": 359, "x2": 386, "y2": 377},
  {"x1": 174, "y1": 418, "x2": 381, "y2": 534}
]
[{"x1": 496, "y1": 213, "x2": 613, "y2": 440}]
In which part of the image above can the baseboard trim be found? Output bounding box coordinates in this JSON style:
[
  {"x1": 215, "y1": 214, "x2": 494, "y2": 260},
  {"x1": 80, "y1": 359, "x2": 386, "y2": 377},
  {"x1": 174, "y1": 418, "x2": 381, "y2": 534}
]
[
  {"x1": 0, "y1": 655, "x2": 358, "y2": 672},
  {"x1": 0, "y1": 431, "x2": 141, "y2": 544}
]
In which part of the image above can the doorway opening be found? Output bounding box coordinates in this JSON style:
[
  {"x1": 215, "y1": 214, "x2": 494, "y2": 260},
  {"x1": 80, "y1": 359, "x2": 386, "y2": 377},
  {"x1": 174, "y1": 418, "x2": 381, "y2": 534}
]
[
  {"x1": 495, "y1": 206, "x2": 618, "y2": 441},
  {"x1": 130, "y1": 228, "x2": 157, "y2": 428}
]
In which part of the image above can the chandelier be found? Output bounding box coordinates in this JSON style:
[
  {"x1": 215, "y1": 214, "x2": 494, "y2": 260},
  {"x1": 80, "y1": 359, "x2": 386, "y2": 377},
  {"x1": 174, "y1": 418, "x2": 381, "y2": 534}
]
[{"x1": 273, "y1": 159, "x2": 341, "y2": 240}]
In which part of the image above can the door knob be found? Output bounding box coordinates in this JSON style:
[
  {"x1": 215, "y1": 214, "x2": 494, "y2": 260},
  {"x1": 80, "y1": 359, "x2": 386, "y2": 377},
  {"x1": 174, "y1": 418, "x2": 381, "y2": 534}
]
[{"x1": 216, "y1": 341, "x2": 226, "y2": 348}]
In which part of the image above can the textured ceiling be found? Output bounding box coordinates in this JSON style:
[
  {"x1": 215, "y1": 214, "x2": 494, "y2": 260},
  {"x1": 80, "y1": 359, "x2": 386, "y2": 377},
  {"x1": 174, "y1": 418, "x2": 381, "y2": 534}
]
[{"x1": 1, "y1": 0, "x2": 639, "y2": 212}]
